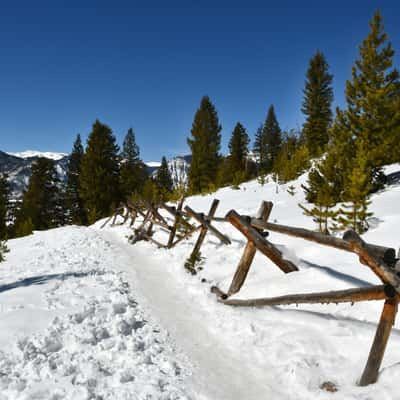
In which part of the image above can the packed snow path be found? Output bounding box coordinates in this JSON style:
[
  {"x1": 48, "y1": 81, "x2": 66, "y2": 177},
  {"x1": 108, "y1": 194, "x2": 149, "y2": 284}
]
[{"x1": 0, "y1": 228, "x2": 192, "y2": 400}]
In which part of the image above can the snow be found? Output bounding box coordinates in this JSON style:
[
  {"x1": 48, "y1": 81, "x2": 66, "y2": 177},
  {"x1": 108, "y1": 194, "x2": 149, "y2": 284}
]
[
  {"x1": 2, "y1": 164, "x2": 400, "y2": 399},
  {"x1": 145, "y1": 161, "x2": 162, "y2": 168},
  {"x1": 7, "y1": 151, "x2": 67, "y2": 161}
]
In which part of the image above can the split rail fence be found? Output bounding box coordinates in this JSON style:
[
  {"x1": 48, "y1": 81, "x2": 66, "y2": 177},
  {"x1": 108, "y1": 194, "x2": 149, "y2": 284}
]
[{"x1": 101, "y1": 197, "x2": 400, "y2": 387}]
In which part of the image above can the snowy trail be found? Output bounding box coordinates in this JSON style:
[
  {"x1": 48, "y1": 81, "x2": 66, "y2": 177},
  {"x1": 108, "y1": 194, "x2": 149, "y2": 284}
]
[
  {"x1": 99, "y1": 229, "x2": 283, "y2": 400},
  {"x1": 0, "y1": 228, "x2": 193, "y2": 400}
]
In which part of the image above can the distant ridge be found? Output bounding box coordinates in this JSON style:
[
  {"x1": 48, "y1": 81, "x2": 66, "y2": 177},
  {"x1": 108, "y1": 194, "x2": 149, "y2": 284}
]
[{"x1": 7, "y1": 150, "x2": 67, "y2": 161}]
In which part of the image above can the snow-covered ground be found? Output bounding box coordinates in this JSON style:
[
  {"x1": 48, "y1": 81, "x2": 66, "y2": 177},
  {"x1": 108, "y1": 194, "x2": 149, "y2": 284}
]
[{"x1": 1, "y1": 165, "x2": 400, "y2": 399}]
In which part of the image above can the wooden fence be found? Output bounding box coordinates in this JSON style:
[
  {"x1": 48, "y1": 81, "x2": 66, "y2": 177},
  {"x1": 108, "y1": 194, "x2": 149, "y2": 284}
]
[{"x1": 101, "y1": 198, "x2": 400, "y2": 387}]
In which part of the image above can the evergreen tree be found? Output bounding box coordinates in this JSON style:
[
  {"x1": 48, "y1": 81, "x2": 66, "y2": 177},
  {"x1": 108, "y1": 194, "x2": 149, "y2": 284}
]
[
  {"x1": 228, "y1": 122, "x2": 250, "y2": 174},
  {"x1": 255, "y1": 105, "x2": 282, "y2": 173},
  {"x1": 154, "y1": 156, "x2": 173, "y2": 200},
  {"x1": 0, "y1": 173, "x2": 9, "y2": 239},
  {"x1": 332, "y1": 11, "x2": 400, "y2": 190},
  {"x1": 253, "y1": 123, "x2": 266, "y2": 172},
  {"x1": 302, "y1": 50, "x2": 334, "y2": 157},
  {"x1": 66, "y1": 134, "x2": 87, "y2": 225},
  {"x1": 16, "y1": 158, "x2": 63, "y2": 231},
  {"x1": 273, "y1": 131, "x2": 310, "y2": 183},
  {"x1": 300, "y1": 152, "x2": 341, "y2": 234},
  {"x1": 338, "y1": 140, "x2": 373, "y2": 233},
  {"x1": 0, "y1": 174, "x2": 9, "y2": 261},
  {"x1": 80, "y1": 120, "x2": 121, "y2": 223},
  {"x1": 0, "y1": 240, "x2": 8, "y2": 262},
  {"x1": 187, "y1": 96, "x2": 222, "y2": 194},
  {"x1": 120, "y1": 128, "x2": 147, "y2": 199}
]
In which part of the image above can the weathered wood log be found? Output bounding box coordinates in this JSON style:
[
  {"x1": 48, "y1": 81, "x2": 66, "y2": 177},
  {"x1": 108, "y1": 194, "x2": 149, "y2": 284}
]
[
  {"x1": 172, "y1": 225, "x2": 202, "y2": 247},
  {"x1": 227, "y1": 201, "x2": 273, "y2": 296},
  {"x1": 140, "y1": 231, "x2": 168, "y2": 249},
  {"x1": 161, "y1": 203, "x2": 194, "y2": 230},
  {"x1": 185, "y1": 205, "x2": 231, "y2": 245},
  {"x1": 216, "y1": 285, "x2": 388, "y2": 307},
  {"x1": 208, "y1": 216, "x2": 228, "y2": 223},
  {"x1": 189, "y1": 199, "x2": 221, "y2": 260},
  {"x1": 148, "y1": 203, "x2": 170, "y2": 228},
  {"x1": 126, "y1": 200, "x2": 147, "y2": 218},
  {"x1": 359, "y1": 296, "x2": 399, "y2": 386},
  {"x1": 250, "y1": 220, "x2": 396, "y2": 268},
  {"x1": 343, "y1": 230, "x2": 397, "y2": 267},
  {"x1": 100, "y1": 215, "x2": 113, "y2": 229},
  {"x1": 227, "y1": 210, "x2": 298, "y2": 274},
  {"x1": 210, "y1": 285, "x2": 228, "y2": 299},
  {"x1": 343, "y1": 232, "x2": 400, "y2": 294},
  {"x1": 168, "y1": 198, "x2": 185, "y2": 248},
  {"x1": 129, "y1": 210, "x2": 137, "y2": 227}
]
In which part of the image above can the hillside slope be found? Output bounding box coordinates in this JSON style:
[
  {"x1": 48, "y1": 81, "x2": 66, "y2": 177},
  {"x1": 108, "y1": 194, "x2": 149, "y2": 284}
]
[{"x1": 1, "y1": 164, "x2": 400, "y2": 399}]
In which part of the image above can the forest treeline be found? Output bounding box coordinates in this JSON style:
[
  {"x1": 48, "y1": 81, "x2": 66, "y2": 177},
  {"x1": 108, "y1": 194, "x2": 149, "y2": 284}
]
[{"x1": 1, "y1": 11, "x2": 399, "y2": 260}]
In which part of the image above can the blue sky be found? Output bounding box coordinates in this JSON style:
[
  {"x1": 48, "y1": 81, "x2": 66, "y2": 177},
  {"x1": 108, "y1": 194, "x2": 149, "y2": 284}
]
[{"x1": 0, "y1": 0, "x2": 399, "y2": 161}]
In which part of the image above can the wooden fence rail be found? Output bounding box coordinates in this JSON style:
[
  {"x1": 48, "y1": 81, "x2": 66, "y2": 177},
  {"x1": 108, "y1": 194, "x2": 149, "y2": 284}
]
[{"x1": 101, "y1": 196, "x2": 399, "y2": 387}]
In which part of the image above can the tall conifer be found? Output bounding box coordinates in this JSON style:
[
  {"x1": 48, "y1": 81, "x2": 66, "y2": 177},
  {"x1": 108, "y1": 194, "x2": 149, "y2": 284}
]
[
  {"x1": 80, "y1": 120, "x2": 121, "y2": 223},
  {"x1": 332, "y1": 11, "x2": 400, "y2": 189},
  {"x1": 0, "y1": 174, "x2": 9, "y2": 239},
  {"x1": 16, "y1": 158, "x2": 63, "y2": 231},
  {"x1": 154, "y1": 156, "x2": 173, "y2": 200},
  {"x1": 66, "y1": 134, "x2": 87, "y2": 225},
  {"x1": 187, "y1": 96, "x2": 222, "y2": 194},
  {"x1": 228, "y1": 122, "x2": 250, "y2": 172},
  {"x1": 120, "y1": 128, "x2": 147, "y2": 199},
  {"x1": 255, "y1": 105, "x2": 282, "y2": 173},
  {"x1": 302, "y1": 51, "x2": 333, "y2": 157},
  {"x1": 253, "y1": 123, "x2": 267, "y2": 172}
]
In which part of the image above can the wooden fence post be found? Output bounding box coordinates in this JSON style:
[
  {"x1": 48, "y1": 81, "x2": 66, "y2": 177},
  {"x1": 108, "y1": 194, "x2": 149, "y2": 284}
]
[
  {"x1": 359, "y1": 295, "x2": 399, "y2": 386},
  {"x1": 188, "y1": 199, "x2": 221, "y2": 262},
  {"x1": 167, "y1": 197, "x2": 185, "y2": 248},
  {"x1": 185, "y1": 205, "x2": 231, "y2": 245},
  {"x1": 227, "y1": 201, "x2": 273, "y2": 296}
]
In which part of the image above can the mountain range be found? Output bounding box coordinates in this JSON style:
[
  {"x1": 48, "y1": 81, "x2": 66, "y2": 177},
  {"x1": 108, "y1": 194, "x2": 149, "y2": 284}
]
[{"x1": 0, "y1": 150, "x2": 190, "y2": 198}]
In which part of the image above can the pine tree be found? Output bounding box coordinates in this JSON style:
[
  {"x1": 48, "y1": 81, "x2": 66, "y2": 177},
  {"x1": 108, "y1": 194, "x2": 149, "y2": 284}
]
[
  {"x1": 228, "y1": 122, "x2": 250, "y2": 174},
  {"x1": 80, "y1": 120, "x2": 121, "y2": 223},
  {"x1": 332, "y1": 11, "x2": 400, "y2": 190},
  {"x1": 338, "y1": 140, "x2": 373, "y2": 233},
  {"x1": 273, "y1": 131, "x2": 310, "y2": 183},
  {"x1": 120, "y1": 128, "x2": 147, "y2": 199},
  {"x1": 66, "y1": 134, "x2": 87, "y2": 225},
  {"x1": 0, "y1": 173, "x2": 9, "y2": 239},
  {"x1": 255, "y1": 105, "x2": 282, "y2": 173},
  {"x1": 253, "y1": 123, "x2": 267, "y2": 173},
  {"x1": 300, "y1": 152, "x2": 340, "y2": 234},
  {"x1": 302, "y1": 50, "x2": 334, "y2": 158},
  {"x1": 0, "y1": 174, "x2": 9, "y2": 261},
  {"x1": 16, "y1": 158, "x2": 63, "y2": 231},
  {"x1": 187, "y1": 96, "x2": 222, "y2": 194},
  {"x1": 154, "y1": 156, "x2": 173, "y2": 200}
]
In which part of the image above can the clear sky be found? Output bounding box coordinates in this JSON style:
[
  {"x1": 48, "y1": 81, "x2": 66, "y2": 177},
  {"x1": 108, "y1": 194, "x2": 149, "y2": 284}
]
[{"x1": 0, "y1": 0, "x2": 399, "y2": 161}]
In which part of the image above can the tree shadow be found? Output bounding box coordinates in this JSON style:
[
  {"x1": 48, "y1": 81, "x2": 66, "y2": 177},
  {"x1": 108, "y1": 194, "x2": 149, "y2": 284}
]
[
  {"x1": 300, "y1": 259, "x2": 373, "y2": 287},
  {"x1": 0, "y1": 270, "x2": 104, "y2": 294}
]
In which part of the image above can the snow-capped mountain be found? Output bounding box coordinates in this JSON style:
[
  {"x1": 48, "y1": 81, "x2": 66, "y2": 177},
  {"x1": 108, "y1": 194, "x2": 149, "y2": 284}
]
[
  {"x1": 0, "y1": 150, "x2": 191, "y2": 198},
  {"x1": 146, "y1": 155, "x2": 191, "y2": 188},
  {"x1": 7, "y1": 150, "x2": 67, "y2": 161},
  {"x1": 0, "y1": 151, "x2": 69, "y2": 198}
]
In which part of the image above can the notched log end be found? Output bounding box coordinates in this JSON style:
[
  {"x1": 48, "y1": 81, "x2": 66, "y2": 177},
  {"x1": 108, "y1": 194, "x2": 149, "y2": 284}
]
[
  {"x1": 384, "y1": 284, "x2": 397, "y2": 298},
  {"x1": 210, "y1": 286, "x2": 228, "y2": 300}
]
